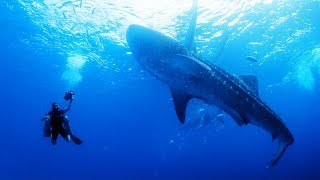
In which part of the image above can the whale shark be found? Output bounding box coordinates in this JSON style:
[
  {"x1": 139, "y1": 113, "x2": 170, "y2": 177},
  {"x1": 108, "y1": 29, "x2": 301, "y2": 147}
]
[{"x1": 126, "y1": 2, "x2": 294, "y2": 168}]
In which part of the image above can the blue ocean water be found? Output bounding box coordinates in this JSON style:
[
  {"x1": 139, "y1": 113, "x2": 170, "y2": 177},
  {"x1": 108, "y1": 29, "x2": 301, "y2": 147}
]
[{"x1": 1, "y1": 0, "x2": 320, "y2": 179}]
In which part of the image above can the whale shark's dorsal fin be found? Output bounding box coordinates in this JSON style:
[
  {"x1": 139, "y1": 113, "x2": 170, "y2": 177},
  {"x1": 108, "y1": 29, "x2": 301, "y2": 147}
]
[
  {"x1": 184, "y1": 0, "x2": 198, "y2": 52},
  {"x1": 239, "y1": 75, "x2": 259, "y2": 97},
  {"x1": 171, "y1": 89, "x2": 192, "y2": 124}
]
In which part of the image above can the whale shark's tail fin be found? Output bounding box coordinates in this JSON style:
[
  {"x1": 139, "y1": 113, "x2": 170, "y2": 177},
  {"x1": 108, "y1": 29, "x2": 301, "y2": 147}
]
[
  {"x1": 267, "y1": 140, "x2": 289, "y2": 168},
  {"x1": 185, "y1": 0, "x2": 198, "y2": 52}
]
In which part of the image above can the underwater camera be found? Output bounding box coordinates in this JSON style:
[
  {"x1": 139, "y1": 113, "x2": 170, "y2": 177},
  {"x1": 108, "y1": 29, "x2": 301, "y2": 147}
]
[{"x1": 64, "y1": 91, "x2": 74, "y2": 101}]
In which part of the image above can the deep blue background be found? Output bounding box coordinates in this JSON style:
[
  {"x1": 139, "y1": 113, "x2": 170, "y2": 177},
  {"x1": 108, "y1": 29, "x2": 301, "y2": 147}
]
[{"x1": 1, "y1": 1, "x2": 320, "y2": 179}]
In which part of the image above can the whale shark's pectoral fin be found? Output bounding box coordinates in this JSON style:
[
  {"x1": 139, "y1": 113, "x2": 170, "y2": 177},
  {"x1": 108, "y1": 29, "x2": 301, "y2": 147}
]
[
  {"x1": 171, "y1": 89, "x2": 192, "y2": 124},
  {"x1": 239, "y1": 75, "x2": 259, "y2": 97}
]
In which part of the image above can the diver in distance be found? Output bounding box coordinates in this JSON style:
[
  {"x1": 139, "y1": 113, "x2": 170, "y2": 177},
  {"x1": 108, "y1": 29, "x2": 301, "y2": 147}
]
[{"x1": 42, "y1": 91, "x2": 83, "y2": 145}]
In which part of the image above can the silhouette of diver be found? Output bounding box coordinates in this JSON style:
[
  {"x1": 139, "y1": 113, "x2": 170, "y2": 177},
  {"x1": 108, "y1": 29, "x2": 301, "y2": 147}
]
[{"x1": 42, "y1": 91, "x2": 82, "y2": 145}]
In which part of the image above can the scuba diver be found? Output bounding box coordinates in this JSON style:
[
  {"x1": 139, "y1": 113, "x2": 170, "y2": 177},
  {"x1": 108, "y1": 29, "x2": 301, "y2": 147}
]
[{"x1": 42, "y1": 91, "x2": 83, "y2": 145}]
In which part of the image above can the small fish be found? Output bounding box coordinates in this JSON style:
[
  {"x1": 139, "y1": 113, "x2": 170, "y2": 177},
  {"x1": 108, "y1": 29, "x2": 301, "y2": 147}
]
[
  {"x1": 70, "y1": 24, "x2": 77, "y2": 31},
  {"x1": 85, "y1": 27, "x2": 89, "y2": 36},
  {"x1": 246, "y1": 56, "x2": 259, "y2": 62},
  {"x1": 215, "y1": 113, "x2": 224, "y2": 125}
]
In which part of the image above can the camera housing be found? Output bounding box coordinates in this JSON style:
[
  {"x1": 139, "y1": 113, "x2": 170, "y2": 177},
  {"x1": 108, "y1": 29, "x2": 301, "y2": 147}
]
[{"x1": 64, "y1": 91, "x2": 74, "y2": 101}]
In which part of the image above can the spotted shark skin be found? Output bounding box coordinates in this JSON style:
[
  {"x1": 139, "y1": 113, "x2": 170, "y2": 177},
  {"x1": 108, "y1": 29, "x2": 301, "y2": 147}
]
[{"x1": 126, "y1": 24, "x2": 294, "y2": 168}]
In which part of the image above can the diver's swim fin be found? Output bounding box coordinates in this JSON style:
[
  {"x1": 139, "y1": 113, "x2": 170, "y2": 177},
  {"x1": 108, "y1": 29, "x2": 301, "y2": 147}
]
[{"x1": 70, "y1": 134, "x2": 83, "y2": 145}]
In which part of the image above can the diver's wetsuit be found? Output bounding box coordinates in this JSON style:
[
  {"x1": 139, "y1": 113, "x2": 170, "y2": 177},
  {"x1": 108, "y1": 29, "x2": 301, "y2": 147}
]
[
  {"x1": 43, "y1": 97, "x2": 82, "y2": 145},
  {"x1": 46, "y1": 110, "x2": 71, "y2": 141}
]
